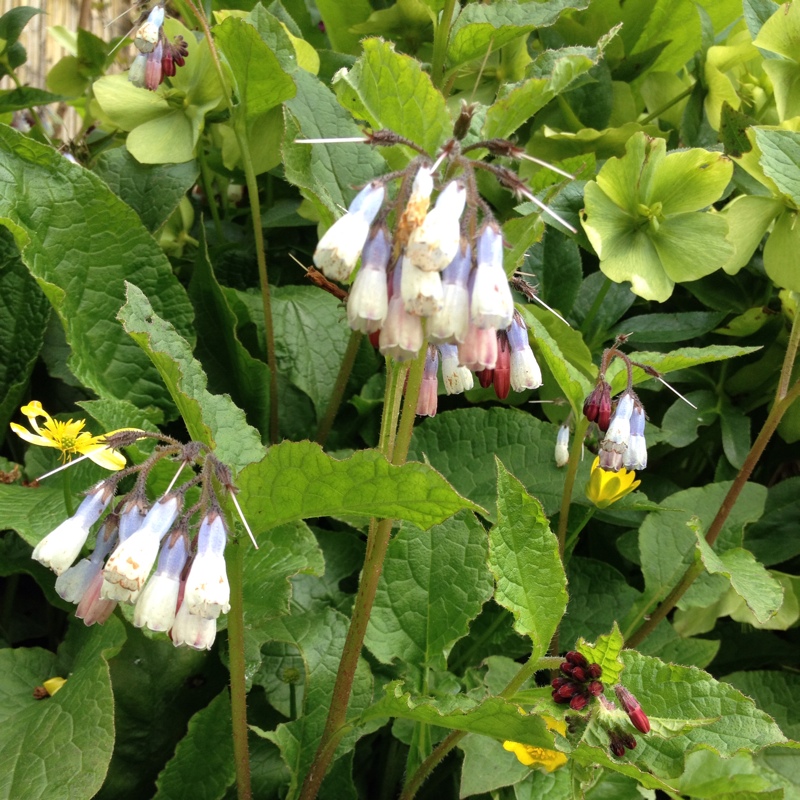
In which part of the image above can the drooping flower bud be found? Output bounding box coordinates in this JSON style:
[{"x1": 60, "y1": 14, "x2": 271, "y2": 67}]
[
  {"x1": 493, "y1": 332, "x2": 511, "y2": 399},
  {"x1": 416, "y1": 346, "x2": 439, "y2": 417},
  {"x1": 439, "y1": 344, "x2": 473, "y2": 394},
  {"x1": 55, "y1": 517, "x2": 118, "y2": 603},
  {"x1": 554, "y1": 424, "x2": 570, "y2": 468},
  {"x1": 313, "y1": 182, "x2": 385, "y2": 282},
  {"x1": 406, "y1": 181, "x2": 466, "y2": 272},
  {"x1": 623, "y1": 402, "x2": 648, "y2": 471},
  {"x1": 134, "y1": 532, "x2": 189, "y2": 631},
  {"x1": 347, "y1": 226, "x2": 391, "y2": 333},
  {"x1": 459, "y1": 320, "x2": 498, "y2": 371},
  {"x1": 145, "y1": 41, "x2": 164, "y2": 92},
  {"x1": 184, "y1": 511, "x2": 230, "y2": 619},
  {"x1": 599, "y1": 392, "x2": 635, "y2": 472},
  {"x1": 32, "y1": 482, "x2": 114, "y2": 575},
  {"x1": 471, "y1": 223, "x2": 513, "y2": 330},
  {"x1": 380, "y1": 260, "x2": 424, "y2": 361},
  {"x1": 429, "y1": 245, "x2": 471, "y2": 344},
  {"x1": 477, "y1": 367, "x2": 493, "y2": 389},
  {"x1": 401, "y1": 255, "x2": 443, "y2": 317},
  {"x1": 583, "y1": 380, "x2": 612, "y2": 431},
  {"x1": 507, "y1": 315, "x2": 542, "y2": 391},
  {"x1": 134, "y1": 5, "x2": 165, "y2": 53},
  {"x1": 613, "y1": 685, "x2": 650, "y2": 734}
]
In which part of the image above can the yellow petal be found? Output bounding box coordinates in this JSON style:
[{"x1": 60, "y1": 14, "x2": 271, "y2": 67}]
[
  {"x1": 9, "y1": 423, "x2": 58, "y2": 449},
  {"x1": 503, "y1": 741, "x2": 568, "y2": 771},
  {"x1": 43, "y1": 677, "x2": 67, "y2": 696},
  {"x1": 84, "y1": 444, "x2": 127, "y2": 471}
]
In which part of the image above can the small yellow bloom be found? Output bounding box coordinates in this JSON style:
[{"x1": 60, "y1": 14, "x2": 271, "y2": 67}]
[
  {"x1": 10, "y1": 401, "x2": 129, "y2": 471},
  {"x1": 585, "y1": 456, "x2": 640, "y2": 509},
  {"x1": 43, "y1": 677, "x2": 67, "y2": 696},
  {"x1": 503, "y1": 741, "x2": 568, "y2": 772}
]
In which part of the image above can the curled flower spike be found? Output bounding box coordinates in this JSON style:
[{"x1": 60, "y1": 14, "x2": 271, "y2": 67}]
[
  {"x1": 585, "y1": 457, "x2": 640, "y2": 509},
  {"x1": 10, "y1": 401, "x2": 134, "y2": 471}
]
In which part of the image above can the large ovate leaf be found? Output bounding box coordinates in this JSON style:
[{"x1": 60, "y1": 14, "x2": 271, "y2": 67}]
[
  {"x1": 581, "y1": 132, "x2": 734, "y2": 301},
  {"x1": 724, "y1": 671, "x2": 800, "y2": 741},
  {"x1": 0, "y1": 618, "x2": 126, "y2": 800},
  {"x1": 448, "y1": 0, "x2": 589, "y2": 67},
  {"x1": 333, "y1": 38, "x2": 450, "y2": 163},
  {"x1": 238, "y1": 439, "x2": 481, "y2": 533},
  {"x1": 409, "y1": 407, "x2": 591, "y2": 518},
  {"x1": 576, "y1": 624, "x2": 625, "y2": 687},
  {"x1": 118, "y1": 283, "x2": 264, "y2": 473},
  {"x1": 314, "y1": 0, "x2": 373, "y2": 54},
  {"x1": 365, "y1": 511, "x2": 493, "y2": 673},
  {"x1": 254, "y1": 608, "x2": 373, "y2": 800},
  {"x1": 283, "y1": 70, "x2": 387, "y2": 226},
  {"x1": 0, "y1": 124, "x2": 194, "y2": 414},
  {"x1": 490, "y1": 461, "x2": 567, "y2": 657},
  {"x1": 153, "y1": 691, "x2": 235, "y2": 800},
  {"x1": 362, "y1": 681, "x2": 555, "y2": 748},
  {"x1": 755, "y1": 128, "x2": 800, "y2": 205}
]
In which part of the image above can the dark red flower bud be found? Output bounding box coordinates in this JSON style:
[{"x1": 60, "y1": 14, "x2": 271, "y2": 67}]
[
  {"x1": 493, "y1": 333, "x2": 510, "y2": 399},
  {"x1": 477, "y1": 367, "x2": 494, "y2": 389},
  {"x1": 565, "y1": 651, "x2": 588, "y2": 668},
  {"x1": 614, "y1": 685, "x2": 650, "y2": 734},
  {"x1": 551, "y1": 677, "x2": 568, "y2": 689},
  {"x1": 570, "y1": 666, "x2": 587, "y2": 683},
  {"x1": 161, "y1": 50, "x2": 175, "y2": 77},
  {"x1": 620, "y1": 731, "x2": 637, "y2": 750},
  {"x1": 583, "y1": 381, "x2": 611, "y2": 429},
  {"x1": 587, "y1": 663, "x2": 603, "y2": 679},
  {"x1": 608, "y1": 731, "x2": 625, "y2": 758},
  {"x1": 560, "y1": 662, "x2": 575, "y2": 677},
  {"x1": 551, "y1": 689, "x2": 569, "y2": 704},
  {"x1": 569, "y1": 693, "x2": 588, "y2": 711},
  {"x1": 587, "y1": 680, "x2": 603, "y2": 696},
  {"x1": 369, "y1": 330, "x2": 381, "y2": 349},
  {"x1": 556, "y1": 683, "x2": 577, "y2": 699}
]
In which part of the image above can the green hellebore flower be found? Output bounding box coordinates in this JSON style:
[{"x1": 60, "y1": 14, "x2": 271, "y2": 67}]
[
  {"x1": 93, "y1": 18, "x2": 224, "y2": 165},
  {"x1": 581, "y1": 132, "x2": 734, "y2": 302}
]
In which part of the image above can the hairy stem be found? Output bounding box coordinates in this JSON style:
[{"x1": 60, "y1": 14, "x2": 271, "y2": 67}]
[
  {"x1": 316, "y1": 331, "x2": 363, "y2": 446},
  {"x1": 227, "y1": 539, "x2": 252, "y2": 800}
]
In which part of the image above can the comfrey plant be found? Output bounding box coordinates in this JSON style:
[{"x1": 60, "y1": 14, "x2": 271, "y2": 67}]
[
  {"x1": 307, "y1": 113, "x2": 566, "y2": 415},
  {"x1": 128, "y1": 3, "x2": 189, "y2": 91},
  {"x1": 19, "y1": 420, "x2": 253, "y2": 651}
]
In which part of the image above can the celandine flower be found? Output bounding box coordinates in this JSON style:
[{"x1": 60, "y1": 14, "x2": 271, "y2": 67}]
[
  {"x1": 10, "y1": 401, "x2": 130, "y2": 470},
  {"x1": 585, "y1": 457, "x2": 640, "y2": 509}
]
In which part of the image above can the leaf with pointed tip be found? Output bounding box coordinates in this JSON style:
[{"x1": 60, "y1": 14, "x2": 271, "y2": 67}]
[
  {"x1": 0, "y1": 125, "x2": 194, "y2": 414},
  {"x1": 576, "y1": 624, "x2": 625, "y2": 687},
  {"x1": 490, "y1": 461, "x2": 567, "y2": 657},
  {"x1": 118, "y1": 283, "x2": 264, "y2": 473}
]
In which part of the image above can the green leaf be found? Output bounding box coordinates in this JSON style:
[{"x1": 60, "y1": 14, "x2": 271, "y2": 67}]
[
  {"x1": 92, "y1": 147, "x2": 199, "y2": 234},
  {"x1": 763, "y1": 206, "x2": 800, "y2": 291},
  {"x1": 365, "y1": 511, "x2": 493, "y2": 673},
  {"x1": 271, "y1": 285, "x2": 354, "y2": 421},
  {"x1": 605, "y1": 345, "x2": 762, "y2": 395},
  {"x1": 238, "y1": 439, "x2": 481, "y2": 533},
  {"x1": 0, "y1": 87, "x2": 63, "y2": 114},
  {"x1": 746, "y1": 477, "x2": 800, "y2": 566},
  {"x1": 610, "y1": 311, "x2": 726, "y2": 344},
  {"x1": 255, "y1": 608, "x2": 373, "y2": 799},
  {"x1": 755, "y1": 128, "x2": 800, "y2": 205},
  {"x1": 448, "y1": 0, "x2": 589, "y2": 67},
  {"x1": 694, "y1": 531, "x2": 783, "y2": 625},
  {"x1": 188, "y1": 230, "x2": 270, "y2": 438},
  {"x1": 333, "y1": 38, "x2": 451, "y2": 162},
  {"x1": 724, "y1": 671, "x2": 800, "y2": 741},
  {"x1": 458, "y1": 735, "x2": 531, "y2": 796},
  {"x1": 616, "y1": 651, "x2": 786, "y2": 778},
  {"x1": 0, "y1": 230, "x2": 49, "y2": 440},
  {"x1": 118, "y1": 283, "x2": 264, "y2": 473},
  {"x1": 153, "y1": 691, "x2": 235, "y2": 800},
  {"x1": 720, "y1": 402, "x2": 752, "y2": 469},
  {"x1": 216, "y1": 15, "x2": 296, "y2": 121},
  {"x1": 529, "y1": 227, "x2": 584, "y2": 319},
  {"x1": 490, "y1": 461, "x2": 567, "y2": 657},
  {"x1": 629, "y1": 481, "x2": 766, "y2": 627},
  {"x1": 362, "y1": 680, "x2": 555, "y2": 748},
  {"x1": 576, "y1": 624, "x2": 625, "y2": 687},
  {"x1": 410, "y1": 407, "x2": 590, "y2": 518},
  {"x1": 0, "y1": 483, "x2": 67, "y2": 548},
  {"x1": 720, "y1": 195, "x2": 783, "y2": 276},
  {"x1": 0, "y1": 6, "x2": 42, "y2": 49},
  {"x1": 283, "y1": 70, "x2": 387, "y2": 226},
  {"x1": 637, "y1": 620, "x2": 720, "y2": 669},
  {"x1": 0, "y1": 617, "x2": 126, "y2": 800},
  {"x1": 754, "y1": 2, "x2": 800, "y2": 118},
  {"x1": 314, "y1": 0, "x2": 373, "y2": 54},
  {"x1": 0, "y1": 125, "x2": 194, "y2": 414}
]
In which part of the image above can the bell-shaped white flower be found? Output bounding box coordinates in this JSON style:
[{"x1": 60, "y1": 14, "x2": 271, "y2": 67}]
[
  {"x1": 507, "y1": 316, "x2": 542, "y2": 391},
  {"x1": 32, "y1": 482, "x2": 114, "y2": 575},
  {"x1": 439, "y1": 344, "x2": 474, "y2": 395},
  {"x1": 134, "y1": 5, "x2": 164, "y2": 53},
  {"x1": 459, "y1": 320, "x2": 498, "y2": 371},
  {"x1": 406, "y1": 181, "x2": 466, "y2": 272},
  {"x1": 134, "y1": 534, "x2": 189, "y2": 631},
  {"x1": 55, "y1": 521, "x2": 118, "y2": 603},
  {"x1": 429, "y1": 246, "x2": 471, "y2": 344},
  {"x1": 470, "y1": 224, "x2": 513, "y2": 330},
  {"x1": 401, "y1": 256, "x2": 443, "y2": 317},
  {"x1": 313, "y1": 183, "x2": 385, "y2": 282},
  {"x1": 599, "y1": 392, "x2": 635, "y2": 472},
  {"x1": 623, "y1": 404, "x2": 648, "y2": 470},
  {"x1": 415, "y1": 347, "x2": 440, "y2": 417},
  {"x1": 347, "y1": 227, "x2": 391, "y2": 333},
  {"x1": 380, "y1": 261, "x2": 423, "y2": 360},
  {"x1": 554, "y1": 425, "x2": 570, "y2": 468},
  {"x1": 171, "y1": 592, "x2": 217, "y2": 650},
  {"x1": 184, "y1": 512, "x2": 230, "y2": 620},
  {"x1": 102, "y1": 495, "x2": 181, "y2": 603}
]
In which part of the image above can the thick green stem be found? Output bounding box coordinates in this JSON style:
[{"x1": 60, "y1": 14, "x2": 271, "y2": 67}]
[
  {"x1": 300, "y1": 349, "x2": 427, "y2": 800},
  {"x1": 430, "y1": 0, "x2": 457, "y2": 90},
  {"x1": 400, "y1": 655, "x2": 562, "y2": 800},
  {"x1": 316, "y1": 331, "x2": 363, "y2": 446},
  {"x1": 227, "y1": 540, "x2": 252, "y2": 800}
]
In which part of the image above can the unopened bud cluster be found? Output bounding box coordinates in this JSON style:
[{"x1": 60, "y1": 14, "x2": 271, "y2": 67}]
[
  {"x1": 310, "y1": 124, "x2": 561, "y2": 417},
  {"x1": 32, "y1": 433, "x2": 249, "y2": 651},
  {"x1": 551, "y1": 651, "x2": 603, "y2": 711},
  {"x1": 129, "y1": 4, "x2": 189, "y2": 91}
]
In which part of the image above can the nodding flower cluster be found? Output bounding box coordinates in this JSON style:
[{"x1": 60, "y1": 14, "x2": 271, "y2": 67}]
[
  {"x1": 32, "y1": 431, "x2": 254, "y2": 651},
  {"x1": 309, "y1": 117, "x2": 573, "y2": 417},
  {"x1": 129, "y1": 4, "x2": 189, "y2": 91},
  {"x1": 581, "y1": 341, "x2": 650, "y2": 473}
]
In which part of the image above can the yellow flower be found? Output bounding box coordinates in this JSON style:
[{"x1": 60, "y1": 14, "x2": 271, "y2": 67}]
[
  {"x1": 10, "y1": 401, "x2": 129, "y2": 471},
  {"x1": 503, "y1": 715, "x2": 568, "y2": 772},
  {"x1": 43, "y1": 677, "x2": 67, "y2": 696},
  {"x1": 585, "y1": 456, "x2": 640, "y2": 509}
]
